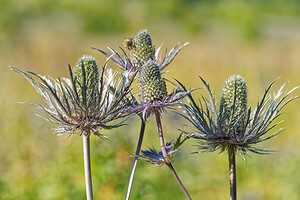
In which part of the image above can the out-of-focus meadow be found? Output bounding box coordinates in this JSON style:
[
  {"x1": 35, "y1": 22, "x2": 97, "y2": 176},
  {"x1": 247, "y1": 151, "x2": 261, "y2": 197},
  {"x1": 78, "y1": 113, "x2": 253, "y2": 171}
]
[{"x1": 1, "y1": 0, "x2": 300, "y2": 199}]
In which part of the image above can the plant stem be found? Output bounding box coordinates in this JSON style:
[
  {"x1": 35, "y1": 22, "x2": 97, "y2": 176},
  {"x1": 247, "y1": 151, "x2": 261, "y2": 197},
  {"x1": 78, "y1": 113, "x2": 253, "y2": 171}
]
[
  {"x1": 168, "y1": 163, "x2": 192, "y2": 200},
  {"x1": 125, "y1": 119, "x2": 146, "y2": 200},
  {"x1": 154, "y1": 110, "x2": 192, "y2": 199},
  {"x1": 154, "y1": 110, "x2": 169, "y2": 163},
  {"x1": 83, "y1": 134, "x2": 94, "y2": 200},
  {"x1": 228, "y1": 149, "x2": 237, "y2": 200}
]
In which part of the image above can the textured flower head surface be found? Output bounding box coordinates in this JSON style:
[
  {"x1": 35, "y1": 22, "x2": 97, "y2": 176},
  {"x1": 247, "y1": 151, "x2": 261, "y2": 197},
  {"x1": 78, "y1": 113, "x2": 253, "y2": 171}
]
[
  {"x1": 138, "y1": 133, "x2": 190, "y2": 166},
  {"x1": 10, "y1": 55, "x2": 136, "y2": 137},
  {"x1": 219, "y1": 75, "x2": 248, "y2": 135},
  {"x1": 139, "y1": 59, "x2": 167, "y2": 103},
  {"x1": 93, "y1": 30, "x2": 191, "y2": 120},
  {"x1": 128, "y1": 29, "x2": 156, "y2": 68},
  {"x1": 179, "y1": 76, "x2": 299, "y2": 156}
]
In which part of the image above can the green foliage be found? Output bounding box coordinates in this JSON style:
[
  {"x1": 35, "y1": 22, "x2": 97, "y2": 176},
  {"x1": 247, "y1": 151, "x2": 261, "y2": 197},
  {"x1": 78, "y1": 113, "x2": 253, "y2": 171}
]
[{"x1": 2, "y1": 0, "x2": 300, "y2": 41}]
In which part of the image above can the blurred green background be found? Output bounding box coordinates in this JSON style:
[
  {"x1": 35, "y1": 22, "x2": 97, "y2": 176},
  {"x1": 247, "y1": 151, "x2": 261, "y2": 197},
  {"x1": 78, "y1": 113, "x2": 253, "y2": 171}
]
[{"x1": 1, "y1": 0, "x2": 300, "y2": 199}]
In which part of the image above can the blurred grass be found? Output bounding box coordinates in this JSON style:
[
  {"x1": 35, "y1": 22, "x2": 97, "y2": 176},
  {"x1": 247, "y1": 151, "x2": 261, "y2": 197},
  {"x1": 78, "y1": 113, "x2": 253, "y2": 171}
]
[{"x1": 1, "y1": 0, "x2": 300, "y2": 199}]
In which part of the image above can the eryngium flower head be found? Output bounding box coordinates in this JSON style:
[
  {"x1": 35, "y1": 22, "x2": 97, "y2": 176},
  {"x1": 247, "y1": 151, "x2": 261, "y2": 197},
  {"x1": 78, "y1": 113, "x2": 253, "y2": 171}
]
[
  {"x1": 73, "y1": 55, "x2": 99, "y2": 90},
  {"x1": 10, "y1": 57, "x2": 135, "y2": 137},
  {"x1": 126, "y1": 29, "x2": 155, "y2": 68},
  {"x1": 139, "y1": 59, "x2": 167, "y2": 103},
  {"x1": 180, "y1": 76, "x2": 299, "y2": 155},
  {"x1": 138, "y1": 133, "x2": 189, "y2": 166},
  {"x1": 93, "y1": 30, "x2": 191, "y2": 119},
  {"x1": 219, "y1": 75, "x2": 248, "y2": 134}
]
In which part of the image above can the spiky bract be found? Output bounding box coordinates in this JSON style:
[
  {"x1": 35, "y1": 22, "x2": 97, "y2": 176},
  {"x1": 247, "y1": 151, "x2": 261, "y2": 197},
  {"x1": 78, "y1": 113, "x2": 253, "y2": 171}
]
[
  {"x1": 139, "y1": 60, "x2": 167, "y2": 103},
  {"x1": 139, "y1": 133, "x2": 189, "y2": 166}
]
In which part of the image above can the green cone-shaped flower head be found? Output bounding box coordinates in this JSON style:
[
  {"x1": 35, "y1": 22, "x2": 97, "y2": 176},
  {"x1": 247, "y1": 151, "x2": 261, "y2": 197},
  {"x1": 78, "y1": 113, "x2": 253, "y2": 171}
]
[
  {"x1": 139, "y1": 59, "x2": 167, "y2": 103},
  {"x1": 73, "y1": 55, "x2": 99, "y2": 89},
  {"x1": 219, "y1": 75, "x2": 248, "y2": 134},
  {"x1": 126, "y1": 29, "x2": 155, "y2": 68}
]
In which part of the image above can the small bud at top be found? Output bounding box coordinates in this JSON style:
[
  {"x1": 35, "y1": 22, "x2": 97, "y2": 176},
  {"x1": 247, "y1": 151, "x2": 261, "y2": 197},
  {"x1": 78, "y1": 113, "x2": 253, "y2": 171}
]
[
  {"x1": 130, "y1": 30, "x2": 155, "y2": 68},
  {"x1": 73, "y1": 55, "x2": 99, "y2": 89}
]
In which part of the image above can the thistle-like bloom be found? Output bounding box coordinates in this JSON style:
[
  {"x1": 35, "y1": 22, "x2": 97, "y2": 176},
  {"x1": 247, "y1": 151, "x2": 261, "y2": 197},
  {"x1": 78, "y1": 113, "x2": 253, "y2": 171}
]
[
  {"x1": 134, "y1": 59, "x2": 192, "y2": 120},
  {"x1": 139, "y1": 59, "x2": 167, "y2": 103},
  {"x1": 11, "y1": 55, "x2": 137, "y2": 200},
  {"x1": 127, "y1": 29, "x2": 156, "y2": 67},
  {"x1": 94, "y1": 30, "x2": 191, "y2": 119},
  {"x1": 94, "y1": 30, "x2": 192, "y2": 200},
  {"x1": 10, "y1": 55, "x2": 135, "y2": 137},
  {"x1": 179, "y1": 75, "x2": 298, "y2": 200},
  {"x1": 180, "y1": 75, "x2": 299, "y2": 155},
  {"x1": 219, "y1": 75, "x2": 248, "y2": 140}
]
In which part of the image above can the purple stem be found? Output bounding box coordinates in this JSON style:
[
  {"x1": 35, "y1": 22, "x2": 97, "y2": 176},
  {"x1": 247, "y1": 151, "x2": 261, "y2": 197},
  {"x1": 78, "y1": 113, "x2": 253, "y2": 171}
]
[
  {"x1": 154, "y1": 110, "x2": 169, "y2": 163},
  {"x1": 229, "y1": 149, "x2": 237, "y2": 200},
  {"x1": 154, "y1": 110, "x2": 192, "y2": 199}
]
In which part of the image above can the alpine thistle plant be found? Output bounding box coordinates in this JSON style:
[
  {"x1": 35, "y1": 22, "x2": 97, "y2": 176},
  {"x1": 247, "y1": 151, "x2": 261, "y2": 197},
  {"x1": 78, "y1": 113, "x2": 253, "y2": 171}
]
[
  {"x1": 134, "y1": 59, "x2": 192, "y2": 200},
  {"x1": 10, "y1": 55, "x2": 136, "y2": 200},
  {"x1": 94, "y1": 30, "x2": 191, "y2": 199},
  {"x1": 179, "y1": 75, "x2": 299, "y2": 200},
  {"x1": 128, "y1": 33, "x2": 191, "y2": 199}
]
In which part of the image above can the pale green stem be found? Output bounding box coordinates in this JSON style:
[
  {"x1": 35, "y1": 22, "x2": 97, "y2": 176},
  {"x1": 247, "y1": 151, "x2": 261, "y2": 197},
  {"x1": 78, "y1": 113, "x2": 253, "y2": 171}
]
[
  {"x1": 125, "y1": 119, "x2": 146, "y2": 200},
  {"x1": 167, "y1": 163, "x2": 192, "y2": 200},
  {"x1": 83, "y1": 134, "x2": 94, "y2": 200}
]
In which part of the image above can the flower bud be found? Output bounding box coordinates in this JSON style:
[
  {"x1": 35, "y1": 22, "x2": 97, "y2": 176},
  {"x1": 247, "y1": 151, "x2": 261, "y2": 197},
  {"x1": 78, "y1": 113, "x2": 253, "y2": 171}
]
[
  {"x1": 73, "y1": 55, "x2": 99, "y2": 89},
  {"x1": 219, "y1": 75, "x2": 248, "y2": 134},
  {"x1": 129, "y1": 30, "x2": 155, "y2": 68},
  {"x1": 139, "y1": 60, "x2": 167, "y2": 103}
]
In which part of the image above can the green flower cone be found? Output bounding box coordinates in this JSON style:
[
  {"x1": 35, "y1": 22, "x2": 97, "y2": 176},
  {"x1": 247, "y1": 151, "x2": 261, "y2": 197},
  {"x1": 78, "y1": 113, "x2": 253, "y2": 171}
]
[
  {"x1": 219, "y1": 75, "x2": 248, "y2": 134},
  {"x1": 127, "y1": 29, "x2": 155, "y2": 68},
  {"x1": 139, "y1": 59, "x2": 167, "y2": 103},
  {"x1": 73, "y1": 55, "x2": 99, "y2": 90}
]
